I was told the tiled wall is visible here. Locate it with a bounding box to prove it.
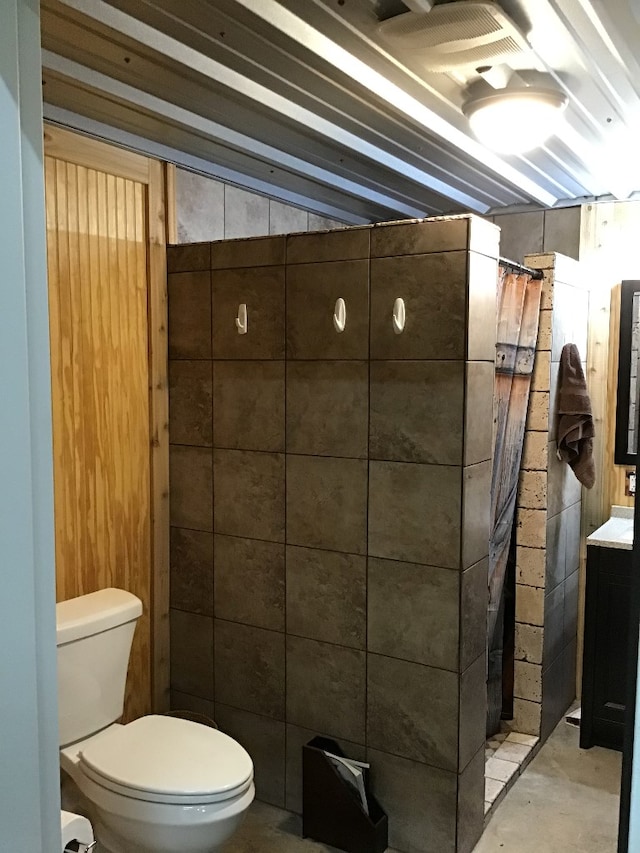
[490,206,581,263]
[166,215,500,853]
[514,253,588,740]
[174,167,346,243]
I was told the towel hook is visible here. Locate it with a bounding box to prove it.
[333,298,346,333]
[236,303,248,335]
[393,297,406,334]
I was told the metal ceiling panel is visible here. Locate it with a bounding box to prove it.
[40,0,640,220]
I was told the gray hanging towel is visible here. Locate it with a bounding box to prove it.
[556,343,595,488]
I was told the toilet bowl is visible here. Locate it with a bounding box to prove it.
[56,590,254,853]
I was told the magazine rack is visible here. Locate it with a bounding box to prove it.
[302,736,388,853]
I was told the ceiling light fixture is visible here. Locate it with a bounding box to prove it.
[463,87,568,154]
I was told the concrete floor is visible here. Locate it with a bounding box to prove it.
[227,716,622,853]
[473,719,622,853]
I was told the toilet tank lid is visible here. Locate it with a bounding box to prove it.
[56,588,142,646]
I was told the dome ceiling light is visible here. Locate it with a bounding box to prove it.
[463,80,568,155]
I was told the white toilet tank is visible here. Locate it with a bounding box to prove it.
[56,588,142,748]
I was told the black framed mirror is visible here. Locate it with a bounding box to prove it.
[615,280,640,465]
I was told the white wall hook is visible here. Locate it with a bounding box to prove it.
[333,297,346,333]
[393,297,406,334]
[235,303,248,335]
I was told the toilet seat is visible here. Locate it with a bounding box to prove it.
[78,715,253,805]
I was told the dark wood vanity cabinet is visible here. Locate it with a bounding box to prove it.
[580,544,632,751]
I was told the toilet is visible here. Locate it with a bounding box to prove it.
[57,588,254,853]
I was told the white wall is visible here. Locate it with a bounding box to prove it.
[0,1,60,850]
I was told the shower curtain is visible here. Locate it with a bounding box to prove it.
[487,266,542,736]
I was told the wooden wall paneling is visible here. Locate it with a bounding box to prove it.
[43,125,149,184]
[165,163,178,245]
[45,144,155,720]
[148,159,170,712]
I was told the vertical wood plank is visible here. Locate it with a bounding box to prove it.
[148,159,170,712]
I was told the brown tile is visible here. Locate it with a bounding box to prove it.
[170,609,214,699]
[286,455,367,554]
[169,445,213,532]
[462,460,491,569]
[214,535,285,631]
[464,361,494,465]
[213,361,285,452]
[286,636,365,743]
[170,527,213,616]
[286,227,369,264]
[370,252,467,360]
[286,546,366,649]
[368,461,461,568]
[461,558,489,672]
[212,266,285,359]
[215,704,285,807]
[565,502,581,575]
[286,361,368,458]
[285,723,366,814]
[467,251,497,362]
[169,360,213,447]
[210,235,285,269]
[167,242,210,273]
[370,217,469,257]
[546,511,566,591]
[367,557,459,671]
[459,654,487,772]
[214,620,285,719]
[564,567,579,649]
[370,360,464,464]
[368,748,457,853]
[168,271,211,359]
[286,260,369,359]
[367,653,458,770]
[543,583,564,667]
[169,690,215,723]
[457,746,485,853]
[213,450,285,543]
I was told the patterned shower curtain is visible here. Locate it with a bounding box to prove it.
[487,266,542,736]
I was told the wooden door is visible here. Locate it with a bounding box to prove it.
[44,127,169,719]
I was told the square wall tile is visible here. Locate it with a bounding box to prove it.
[223,185,269,239]
[210,234,285,269]
[214,620,285,719]
[370,361,464,464]
[213,361,285,452]
[469,215,500,259]
[167,242,210,273]
[168,271,211,359]
[170,690,215,722]
[368,461,461,568]
[462,460,491,569]
[286,455,367,554]
[457,746,485,853]
[285,723,366,814]
[547,442,581,517]
[170,609,214,699]
[215,704,285,807]
[286,636,366,743]
[371,217,469,257]
[286,227,369,264]
[516,508,547,549]
[467,251,498,362]
[514,660,543,703]
[286,361,368,458]
[565,502,582,576]
[175,172,223,244]
[169,445,213,532]
[213,449,285,543]
[517,545,546,587]
[459,654,487,771]
[526,391,550,433]
[543,583,564,667]
[461,558,489,671]
[370,252,467,360]
[367,653,458,771]
[515,622,544,665]
[543,207,581,260]
[546,511,567,590]
[513,697,542,737]
[286,260,369,359]
[465,362,494,465]
[212,266,285,359]
[367,557,459,671]
[368,748,457,853]
[522,431,548,471]
[551,282,589,361]
[286,546,366,649]
[214,534,285,631]
[169,360,213,447]
[170,527,213,616]
[269,200,308,236]
[494,211,544,262]
[518,470,548,510]
[531,350,551,392]
[516,584,544,626]
[564,568,579,649]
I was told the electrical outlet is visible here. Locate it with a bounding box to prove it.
[626,469,636,497]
